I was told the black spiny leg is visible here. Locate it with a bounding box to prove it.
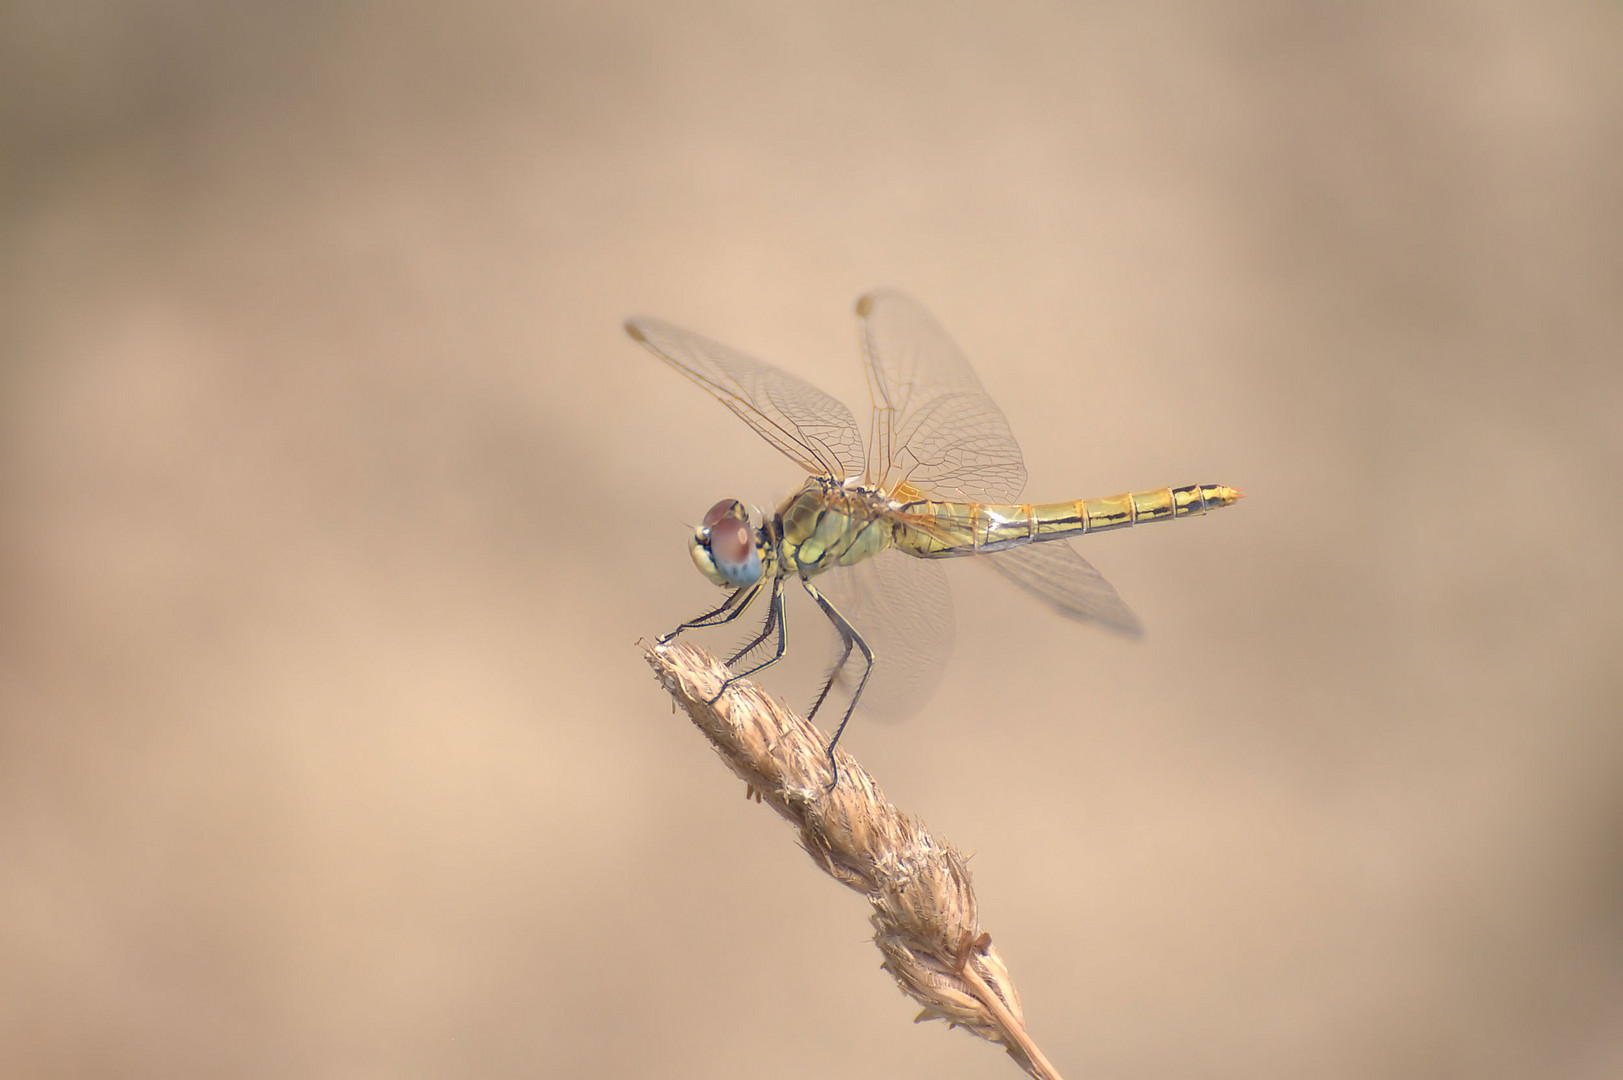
[706,576,788,704]
[807,624,855,723]
[725,580,780,667]
[800,578,875,791]
[658,581,759,645]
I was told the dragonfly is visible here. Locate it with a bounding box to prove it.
[628,290,1241,780]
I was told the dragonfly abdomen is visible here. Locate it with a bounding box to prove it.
[898,484,1242,557]
[1036,483,1242,537]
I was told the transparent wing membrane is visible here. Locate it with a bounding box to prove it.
[981,540,1143,636]
[626,316,866,480]
[812,548,954,721]
[856,290,1028,503]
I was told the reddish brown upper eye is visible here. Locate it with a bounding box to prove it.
[709,518,753,564]
[702,499,741,528]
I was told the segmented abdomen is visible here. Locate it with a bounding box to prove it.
[894,484,1243,557]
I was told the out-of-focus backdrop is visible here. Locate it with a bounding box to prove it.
[4,3,1620,1077]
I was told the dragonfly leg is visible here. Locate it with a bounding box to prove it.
[799,578,874,791]
[725,580,780,667]
[658,582,758,644]
[721,576,788,683]
[704,577,788,705]
[807,629,855,723]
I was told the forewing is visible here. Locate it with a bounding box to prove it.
[812,549,955,722]
[981,540,1144,636]
[627,315,865,480]
[856,290,1028,502]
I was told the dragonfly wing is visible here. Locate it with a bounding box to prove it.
[855,290,1028,503]
[813,549,955,721]
[627,315,866,480]
[981,540,1144,637]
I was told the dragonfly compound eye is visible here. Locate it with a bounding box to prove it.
[690,514,762,588]
[701,498,749,528]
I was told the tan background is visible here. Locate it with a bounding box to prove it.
[4,2,1621,1077]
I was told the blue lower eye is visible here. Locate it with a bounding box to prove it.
[717,545,763,587]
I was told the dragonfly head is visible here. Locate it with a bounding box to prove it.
[690,498,763,589]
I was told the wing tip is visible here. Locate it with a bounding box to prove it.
[1050,602,1144,638]
[623,318,649,343]
[1077,600,1144,638]
[856,288,920,319]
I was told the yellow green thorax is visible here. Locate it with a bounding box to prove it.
[775,478,894,577]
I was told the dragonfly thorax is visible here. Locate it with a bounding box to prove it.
[776,477,895,578]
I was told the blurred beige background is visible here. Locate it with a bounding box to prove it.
[3,2,1620,1077]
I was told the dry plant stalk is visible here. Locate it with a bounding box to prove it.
[647,640,1063,1080]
